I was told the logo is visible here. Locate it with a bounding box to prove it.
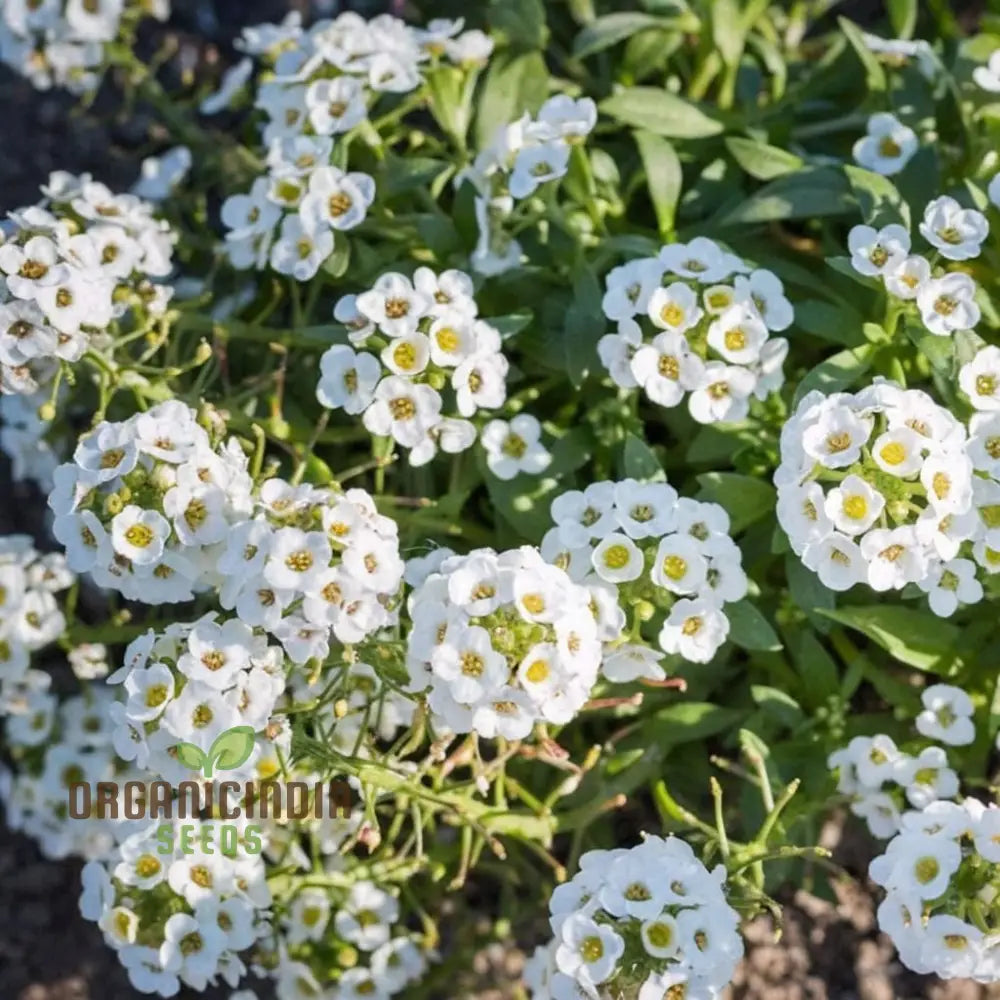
[66,727,354,857]
[174,725,256,778]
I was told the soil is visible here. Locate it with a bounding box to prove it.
[1,1,998,998]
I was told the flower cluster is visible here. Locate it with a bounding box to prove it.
[79,817,271,996]
[0,170,177,396]
[106,616,287,784]
[317,268,511,465]
[0,535,71,704]
[405,546,602,739]
[828,683,973,839]
[0,0,168,93]
[775,381,990,615]
[264,880,430,1000]
[871,797,1000,980]
[848,198,989,337]
[2,684,131,860]
[544,479,748,667]
[597,239,791,422]
[460,95,597,275]
[526,836,743,998]
[213,476,404,664]
[219,11,492,280]
[49,400,255,602]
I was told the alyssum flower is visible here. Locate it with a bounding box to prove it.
[544,478,749,668]
[316,267,513,467]
[597,239,791,423]
[775,380,989,616]
[405,545,602,739]
[526,835,743,999]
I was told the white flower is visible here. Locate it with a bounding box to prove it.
[897,746,959,808]
[658,598,729,663]
[871,427,924,476]
[824,475,885,534]
[305,75,367,134]
[630,331,704,407]
[509,142,571,199]
[646,282,703,333]
[269,214,333,281]
[651,535,708,594]
[555,913,624,986]
[591,533,644,584]
[915,684,975,746]
[362,377,442,447]
[919,196,989,261]
[110,506,170,566]
[334,881,398,951]
[687,362,756,424]
[959,346,1000,410]
[916,272,980,336]
[852,113,918,175]
[316,344,381,414]
[917,558,983,617]
[480,415,551,480]
[706,304,769,364]
[299,166,375,231]
[801,405,872,468]
[356,272,430,338]
[733,268,793,331]
[974,49,1000,91]
[861,526,927,590]
[847,223,910,277]
[884,254,931,299]
[802,532,865,591]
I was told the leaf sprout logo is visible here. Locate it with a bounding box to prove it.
[174,725,256,778]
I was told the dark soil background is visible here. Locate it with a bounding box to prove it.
[0,1,997,998]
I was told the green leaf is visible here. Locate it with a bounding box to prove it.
[820,606,962,673]
[562,265,605,386]
[793,299,867,348]
[174,741,207,773]
[727,600,783,651]
[725,136,803,181]
[573,12,684,58]
[888,0,918,37]
[844,164,908,228]
[621,433,666,482]
[491,313,534,341]
[320,232,351,280]
[489,0,548,50]
[634,130,683,238]
[695,472,775,534]
[790,627,840,707]
[207,726,257,775]
[650,702,746,745]
[838,16,887,92]
[475,51,549,150]
[600,86,724,139]
[711,0,746,67]
[785,555,835,629]
[751,685,804,728]
[716,167,854,226]
[792,344,875,408]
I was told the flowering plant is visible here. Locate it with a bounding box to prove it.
[13,3,1000,998]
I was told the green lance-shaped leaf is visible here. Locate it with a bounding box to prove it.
[174,741,208,774]
[205,726,257,777]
